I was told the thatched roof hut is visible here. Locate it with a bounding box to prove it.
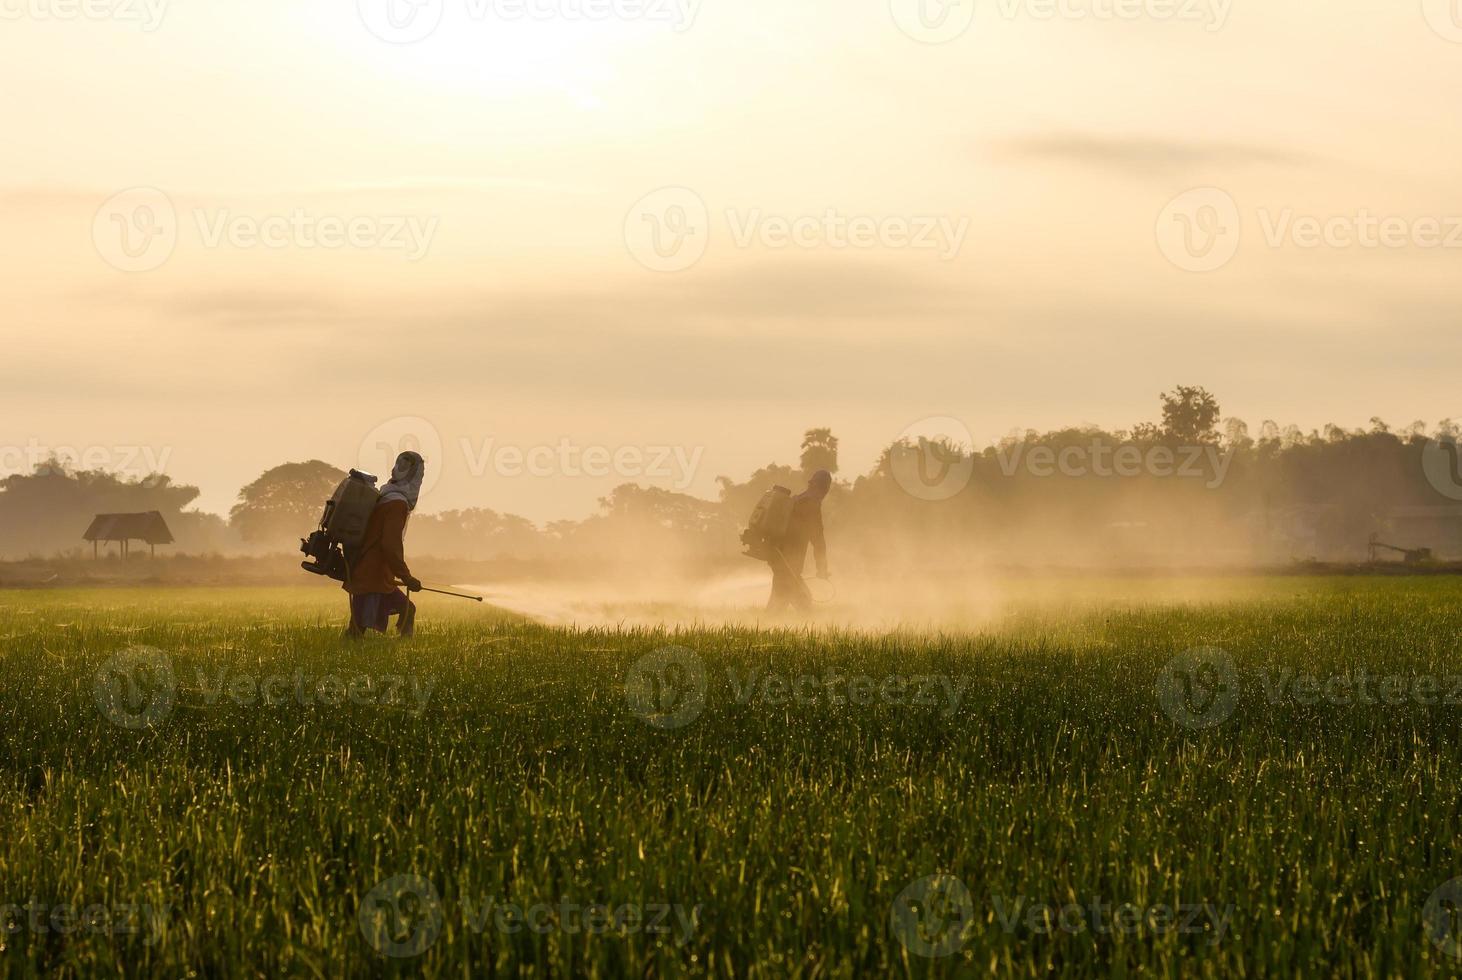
[82,511,174,557]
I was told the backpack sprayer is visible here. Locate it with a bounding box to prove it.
[300,469,483,602]
[740,485,832,605]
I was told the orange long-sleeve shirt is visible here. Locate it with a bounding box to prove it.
[344,498,414,596]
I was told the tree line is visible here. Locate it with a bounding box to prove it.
[5,389,1460,565]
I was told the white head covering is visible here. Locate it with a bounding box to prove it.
[378,451,425,512]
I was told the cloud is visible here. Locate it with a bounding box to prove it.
[997,134,1314,179]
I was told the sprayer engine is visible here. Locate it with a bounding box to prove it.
[300,530,348,582]
[299,468,379,583]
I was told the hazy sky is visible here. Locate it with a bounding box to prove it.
[3,0,1460,520]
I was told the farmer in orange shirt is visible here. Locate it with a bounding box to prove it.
[345,451,425,637]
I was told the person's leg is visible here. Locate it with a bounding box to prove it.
[379,589,414,637]
[766,567,786,612]
[345,595,366,638]
[767,555,797,612]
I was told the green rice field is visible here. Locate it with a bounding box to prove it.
[2,577,1461,976]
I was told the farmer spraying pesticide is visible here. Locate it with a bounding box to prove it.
[742,469,832,613]
[342,451,425,637]
[299,450,481,636]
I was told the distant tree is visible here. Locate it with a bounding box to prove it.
[0,459,205,558]
[230,460,345,545]
[411,507,542,559]
[1223,418,1253,450]
[1160,386,1221,444]
[1130,422,1164,443]
[800,428,839,475]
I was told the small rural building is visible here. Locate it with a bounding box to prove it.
[83,511,174,558]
